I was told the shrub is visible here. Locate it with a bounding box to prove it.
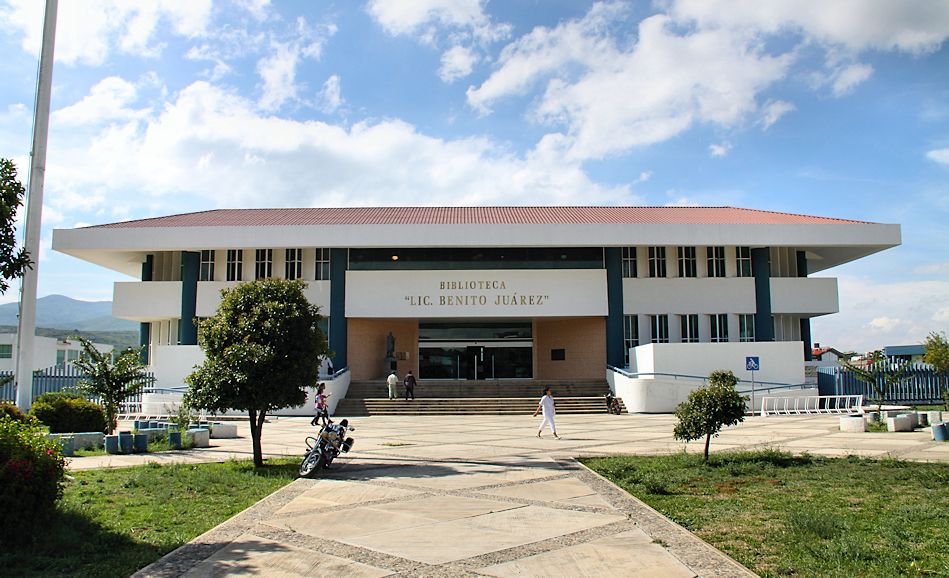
[0,415,66,547]
[30,392,107,434]
[0,402,27,423]
[673,370,748,462]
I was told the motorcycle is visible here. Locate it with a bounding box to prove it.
[299,418,355,478]
[605,393,623,415]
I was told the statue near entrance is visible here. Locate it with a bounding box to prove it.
[385,332,395,358]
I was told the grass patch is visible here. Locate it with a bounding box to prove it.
[0,458,299,577]
[583,450,949,577]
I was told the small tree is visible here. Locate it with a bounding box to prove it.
[673,370,748,462]
[71,338,152,434]
[185,279,329,467]
[842,351,910,413]
[0,158,32,294]
[923,331,949,409]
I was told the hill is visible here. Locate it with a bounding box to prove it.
[0,294,137,332]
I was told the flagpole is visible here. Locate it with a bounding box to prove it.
[15,0,58,411]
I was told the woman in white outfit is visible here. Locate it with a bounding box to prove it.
[533,386,559,438]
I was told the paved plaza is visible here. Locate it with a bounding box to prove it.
[67,413,948,577]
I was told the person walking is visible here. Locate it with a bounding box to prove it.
[533,386,559,438]
[311,383,331,426]
[386,371,398,400]
[404,370,417,401]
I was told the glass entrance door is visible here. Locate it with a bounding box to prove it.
[419,342,532,380]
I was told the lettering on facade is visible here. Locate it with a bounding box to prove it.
[403,279,549,310]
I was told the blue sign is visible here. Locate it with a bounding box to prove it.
[746,356,760,371]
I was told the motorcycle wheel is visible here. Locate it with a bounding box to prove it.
[299,450,323,478]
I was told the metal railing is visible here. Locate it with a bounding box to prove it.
[0,365,153,412]
[760,394,864,417]
[607,366,812,395]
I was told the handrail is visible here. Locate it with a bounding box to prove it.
[607,365,811,392]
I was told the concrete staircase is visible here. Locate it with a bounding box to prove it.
[335,379,626,416]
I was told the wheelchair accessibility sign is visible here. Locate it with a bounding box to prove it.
[746,356,760,371]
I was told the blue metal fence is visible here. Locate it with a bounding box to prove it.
[817,362,946,404]
[0,364,153,412]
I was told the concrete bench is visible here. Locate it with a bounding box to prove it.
[839,416,867,432]
[209,423,238,438]
[188,428,210,448]
[47,432,104,451]
[886,414,914,432]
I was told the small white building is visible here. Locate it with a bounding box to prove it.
[0,333,114,372]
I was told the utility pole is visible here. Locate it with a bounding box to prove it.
[15,0,58,411]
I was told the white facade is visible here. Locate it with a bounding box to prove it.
[0,333,113,372]
[51,206,900,391]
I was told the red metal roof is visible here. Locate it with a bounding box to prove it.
[88,206,875,229]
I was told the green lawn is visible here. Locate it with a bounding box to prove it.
[583,450,949,578]
[2,459,299,578]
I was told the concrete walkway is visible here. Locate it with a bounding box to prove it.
[70,413,948,577]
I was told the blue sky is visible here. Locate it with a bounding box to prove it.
[0,0,947,353]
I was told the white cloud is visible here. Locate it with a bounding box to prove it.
[669,0,949,54]
[439,45,478,82]
[367,0,509,83]
[927,148,949,165]
[811,275,949,353]
[366,0,508,44]
[41,80,634,218]
[469,6,791,161]
[0,0,213,65]
[53,76,148,125]
[708,141,732,157]
[914,261,949,275]
[257,42,301,111]
[830,62,874,96]
[760,99,795,129]
[316,75,343,114]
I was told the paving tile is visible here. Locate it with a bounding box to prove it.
[479,477,599,503]
[182,534,393,578]
[348,505,624,564]
[477,529,693,578]
[274,480,421,514]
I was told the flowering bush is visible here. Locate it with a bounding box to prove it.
[0,415,66,547]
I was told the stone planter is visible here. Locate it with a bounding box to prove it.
[933,422,949,442]
[902,412,919,428]
[118,431,133,454]
[133,433,149,453]
[104,434,120,454]
[926,411,943,426]
[839,416,866,432]
[168,431,182,450]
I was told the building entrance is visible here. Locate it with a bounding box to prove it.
[417,321,533,380]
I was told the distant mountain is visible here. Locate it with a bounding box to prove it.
[0,294,137,332]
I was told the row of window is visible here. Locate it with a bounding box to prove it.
[623,313,756,363]
[200,249,331,282]
[0,344,84,363]
[622,246,753,279]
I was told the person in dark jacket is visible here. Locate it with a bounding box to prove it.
[403,370,417,400]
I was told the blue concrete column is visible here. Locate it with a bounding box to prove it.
[179,251,199,345]
[797,250,812,360]
[604,247,625,367]
[751,247,774,342]
[329,248,347,369]
[139,254,153,364]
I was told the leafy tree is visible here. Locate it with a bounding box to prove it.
[71,337,152,434]
[185,279,329,467]
[842,351,911,413]
[673,370,748,462]
[0,158,32,294]
[923,331,949,409]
